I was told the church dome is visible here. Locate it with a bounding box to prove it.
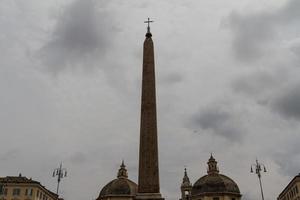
[97,161,137,200]
[191,155,241,197]
[192,174,240,195]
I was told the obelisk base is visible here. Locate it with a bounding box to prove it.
[135,193,164,200]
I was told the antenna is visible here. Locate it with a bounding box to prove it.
[52,162,68,197]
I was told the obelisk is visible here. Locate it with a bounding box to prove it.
[135,18,163,200]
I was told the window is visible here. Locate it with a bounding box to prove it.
[25,188,33,196]
[232,198,236,200]
[37,190,39,197]
[296,185,299,194]
[213,198,220,200]
[0,186,6,196]
[12,188,20,196]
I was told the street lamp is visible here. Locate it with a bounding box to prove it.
[52,162,67,196]
[250,159,267,200]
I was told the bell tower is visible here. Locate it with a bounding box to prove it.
[180,168,192,200]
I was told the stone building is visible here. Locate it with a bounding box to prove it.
[96,161,137,200]
[180,155,242,200]
[278,174,300,200]
[0,174,58,200]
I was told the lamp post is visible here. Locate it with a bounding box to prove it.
[251,159,267,200]
[53,162,67,196]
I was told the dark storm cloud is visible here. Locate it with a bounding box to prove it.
[189,103,243,141]
[228,0,300,62]
[271,83,300,120]
[40,0,115,73]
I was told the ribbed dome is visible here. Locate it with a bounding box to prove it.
[99,178,137,197]
[97,161,137,200]
[191,174,240,196]
[191,155,241,197]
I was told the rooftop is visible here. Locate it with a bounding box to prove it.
[0,174,58,198]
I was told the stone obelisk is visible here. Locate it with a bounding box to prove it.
[136,19,163,200]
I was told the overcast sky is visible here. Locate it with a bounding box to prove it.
[1,0,300,200]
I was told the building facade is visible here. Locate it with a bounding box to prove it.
[278,174,300,200]
[180,155,242,200]
[0,174,58,200]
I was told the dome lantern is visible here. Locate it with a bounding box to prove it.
[117,160,128,179]
[207,154,219,175]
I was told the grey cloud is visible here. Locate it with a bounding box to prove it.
[231,69,300,121]
[189,103,244,142]
[275,154,300,177]
[0,149,20,161]
[232,71,277,96]
[69,152,87,165]
[228,11,274,62]
[230,68,300,122]
[159,72,183,85]
[277,0,300,22]
[270,136,300,176]
[271,83,300,120]
[231,69,289,103]
[289,39,300,59]
[40,0,115,73]
[227,0,300,62]
[290,45,300,57]
[242,192,256,200]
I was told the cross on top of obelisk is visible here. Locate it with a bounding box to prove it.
[144,17,154,37]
